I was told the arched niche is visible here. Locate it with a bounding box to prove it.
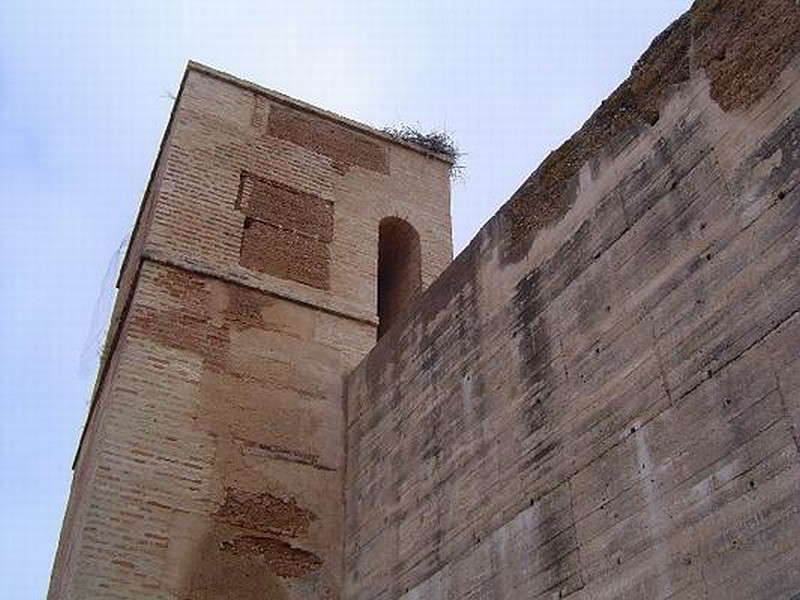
[377,217,422,339]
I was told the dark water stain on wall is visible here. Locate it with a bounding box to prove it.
[513,270,557,439]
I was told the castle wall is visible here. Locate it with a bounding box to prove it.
[344,2,800,599]
[49,65,452,599]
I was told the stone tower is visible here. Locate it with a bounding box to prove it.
[48,62,453,599]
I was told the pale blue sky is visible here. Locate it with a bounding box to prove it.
[0,1,688,596]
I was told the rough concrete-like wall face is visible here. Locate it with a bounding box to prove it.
[345,2,800,599]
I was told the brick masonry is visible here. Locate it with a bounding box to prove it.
[48,63,452,600]
[50,1,800,599]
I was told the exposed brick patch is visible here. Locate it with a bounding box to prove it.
[237,171,333,241]
[181,528,300,599]
[240,219,330,289]
[128,264,271,370]
[226,284,270,329]
[267,104,388,174]
[130,306,229,370]
[214,489,316,538]
[236,170,333,289]
[220,535,322,578]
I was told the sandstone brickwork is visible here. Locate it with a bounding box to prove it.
[48,64,452,600]
[344,1,800,599]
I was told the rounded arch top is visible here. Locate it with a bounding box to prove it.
[377,217,422,338]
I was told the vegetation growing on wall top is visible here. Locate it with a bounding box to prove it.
[382,124,464,178]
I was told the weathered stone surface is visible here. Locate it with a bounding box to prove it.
[345,2,800,599]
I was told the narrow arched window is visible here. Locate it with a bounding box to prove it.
[377,217,422,339]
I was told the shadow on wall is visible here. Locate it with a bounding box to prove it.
[378,217,421,339]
